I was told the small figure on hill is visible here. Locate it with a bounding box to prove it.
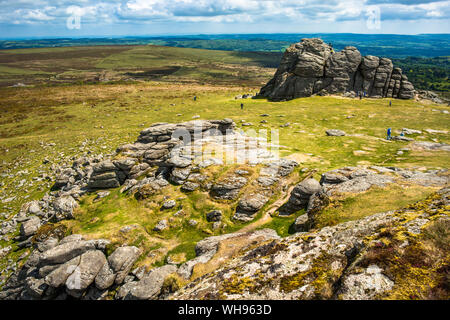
[389,100,392,107]
[359,92,362,100]
[400,130,404,137]
[241,103,244,110]
[329,42,334,54]
[387,128,392,140]
[194,96,197,101]
[364,91,367,97]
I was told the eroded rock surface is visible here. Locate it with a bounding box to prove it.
[172,188,449,300]
[259,38,415,101]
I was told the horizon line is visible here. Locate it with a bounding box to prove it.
[1,32,449,41]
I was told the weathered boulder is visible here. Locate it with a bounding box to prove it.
[95,246,141,290]
[180,182,200,192]
[234,193,270,221]
[39,239,106,265]
[122,265,178,300]
[52,196,78,221]
[206,210,222,222]
[412,141,450,152]
[161,200,176,210]
[259,38,415,101]
[286,178,322,212]
[65,250,107,297]
[210,175,248,200]
[44,256,82,288]
[326,174,394,194]
[20,216,41,239]
[326,129,346,136]
[337,265,394,300]
[170,167,192,184]
[177,229,280,280]
[153,219,168,232]
[87,159,138,190]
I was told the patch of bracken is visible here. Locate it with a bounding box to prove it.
[31,223,67,243]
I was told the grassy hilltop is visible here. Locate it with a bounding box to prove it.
[0,45,449,289]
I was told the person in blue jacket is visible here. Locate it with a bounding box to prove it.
[387,128,392,140]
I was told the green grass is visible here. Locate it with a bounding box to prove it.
[258,210,305,237]
[316,184,438,228]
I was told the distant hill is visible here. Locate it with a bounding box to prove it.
[1,33,450,58]
[0,37,447,96]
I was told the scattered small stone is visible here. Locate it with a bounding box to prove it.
[94,191,110,202]
[188,219,198,227]
[326,129,346,136]
[153,220,168,232]
[206,210,222,222]
[161,200,176,210]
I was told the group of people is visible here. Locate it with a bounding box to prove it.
[357,91,367,99]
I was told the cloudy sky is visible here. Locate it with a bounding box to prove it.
[0,0,449,38]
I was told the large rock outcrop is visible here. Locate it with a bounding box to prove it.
[259,38,415,101]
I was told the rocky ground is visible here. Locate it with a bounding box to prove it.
[0,118,448,300]
[173,187,449,300]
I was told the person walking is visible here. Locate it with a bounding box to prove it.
[193,96,197,102]
[387,128,392,140]
[241,103,244,110]
[389,100,392,107]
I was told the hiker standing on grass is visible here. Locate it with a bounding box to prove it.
[389,100,392,107]
[387,128,392,140]
[194,96,197,101]
[241,103,244,110]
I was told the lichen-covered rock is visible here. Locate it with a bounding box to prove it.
[234,193,270,221]
[121,265,178,300]
[210,175,248,200]
[172,188,449,300]
[107,246,142,285]
[337,265,394,300]
[39,239,105,265]
[284,178,322,213]
[65,250,107,297]
[52,196,78,221]
[177,229,280,280]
